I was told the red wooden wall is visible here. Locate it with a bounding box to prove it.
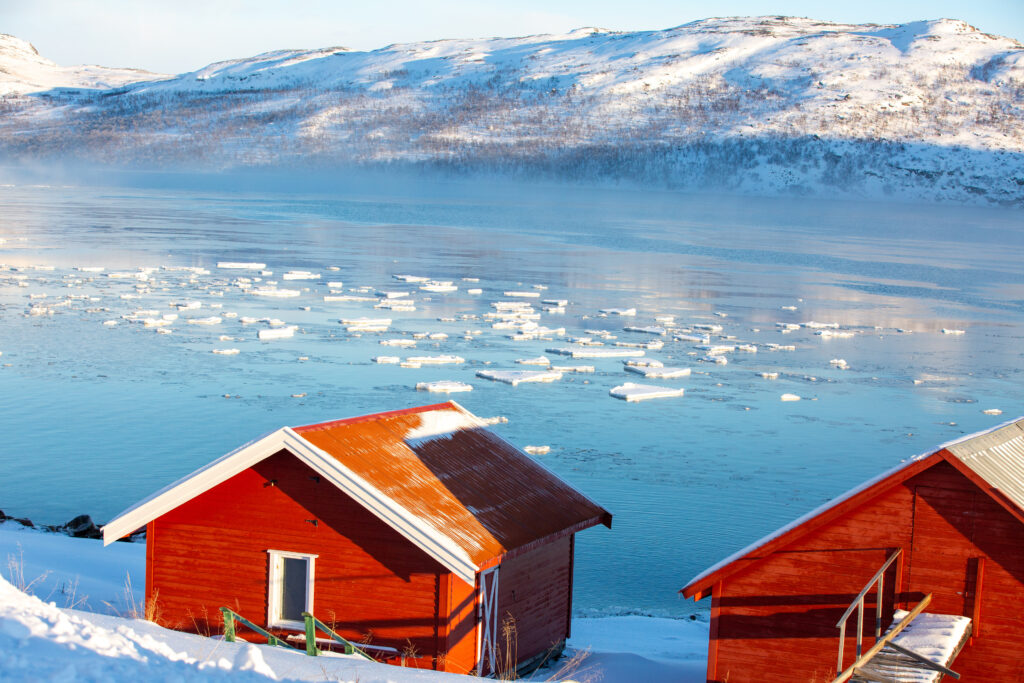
[496,535,574,670]
[706,460,1024,682]
[147,449,450,669]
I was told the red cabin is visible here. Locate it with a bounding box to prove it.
[681,417,1024,682]
[103,402,611,675]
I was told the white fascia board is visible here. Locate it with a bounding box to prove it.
[278,428,479,585]
[102,425,479,585]
[102,428,289,545]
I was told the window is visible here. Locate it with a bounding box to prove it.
[267,550,317,629]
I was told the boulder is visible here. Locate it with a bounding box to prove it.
[64,514,101,539]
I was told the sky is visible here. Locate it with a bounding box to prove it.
[2,0,1022,75]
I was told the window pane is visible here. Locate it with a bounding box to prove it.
[280,557,307,622]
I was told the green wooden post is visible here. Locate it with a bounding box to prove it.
[220,608,236,643]
[303,613,319,656]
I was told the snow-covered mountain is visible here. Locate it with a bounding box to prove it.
[1,17,1022,204]
[0,34,165,95]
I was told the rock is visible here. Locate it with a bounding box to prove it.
[12,517,34,528]
[64,514,101,539]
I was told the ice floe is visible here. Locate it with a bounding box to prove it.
[941,328,966,335]
[217,261,266,269]
[405,355,464,365]
[623,326,666,336]
[212,348,240,355]
[258,326,297,340]
[780,393,802,401]
[550,365,595,373]
[416,380,473,393]
[380,338,416,347]
[547,347,645,359]
[609,383,685,402]
[524,445,550,455]
[251,287,301,298]
[600,307,636,316]
[282,271,320,280]
[516,356,551,366]
[476,369,563,386]
[373,355,400,364]
[625,365,691,379]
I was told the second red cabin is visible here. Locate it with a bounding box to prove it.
[681,417,1024,682]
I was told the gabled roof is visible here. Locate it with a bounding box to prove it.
[103,401,611,585]
[681,416,1024,599]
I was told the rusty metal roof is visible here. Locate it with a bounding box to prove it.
[293,402,612,572]
[103,401,610,584]
[944,417,1024,514]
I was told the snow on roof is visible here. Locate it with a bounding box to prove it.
[683,416,1024,594]
[103,402,610,585]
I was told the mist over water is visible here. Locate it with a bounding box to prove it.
[1,173,1022,616]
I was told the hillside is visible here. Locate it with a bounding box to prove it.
[0,33,164,95]
[1,17,1022,204]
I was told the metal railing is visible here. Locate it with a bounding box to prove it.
[220,607,299,650]
[835,548,902,673]
[219,607,380,662]
[299,612,375,660]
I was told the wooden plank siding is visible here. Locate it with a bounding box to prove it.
[706,460,1024,682]
[147,450,453,669]
[495,535,573,670]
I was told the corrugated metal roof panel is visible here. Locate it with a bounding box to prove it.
[293,401,610,570]
[945,418,1024,513]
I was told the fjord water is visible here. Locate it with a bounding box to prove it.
[1,178,1022,617]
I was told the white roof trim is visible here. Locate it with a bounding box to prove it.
[102,427,287,546]
[103,426,479,585]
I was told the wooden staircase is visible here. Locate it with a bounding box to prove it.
[831,550,973,683]
[850,609,972,682]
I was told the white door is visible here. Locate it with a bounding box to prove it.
[476,566,500,676]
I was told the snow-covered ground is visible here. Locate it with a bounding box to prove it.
[0,524,709,682]
[1,16,1021,204]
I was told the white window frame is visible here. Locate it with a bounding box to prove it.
[267,549,318,630]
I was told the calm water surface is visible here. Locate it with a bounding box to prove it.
[1,179,1022,617]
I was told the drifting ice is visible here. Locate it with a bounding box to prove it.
[405,355,464,365]
[476,370,563,386]
[609,383,685,402]
[258,326,297,340]
[780,393,802,401]
[625,365,691,379]
[416,380,473,393]
[547,347,645,359]
[218,262,266,269]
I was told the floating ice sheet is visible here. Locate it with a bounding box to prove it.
[476,369,563,386]
[625,365,691,379]
[416,380,473,393]
[218,262,266,269]
[547,347,645,359]
[258,326,297,340]
[609,383,685,402]
[405,355,464,365]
